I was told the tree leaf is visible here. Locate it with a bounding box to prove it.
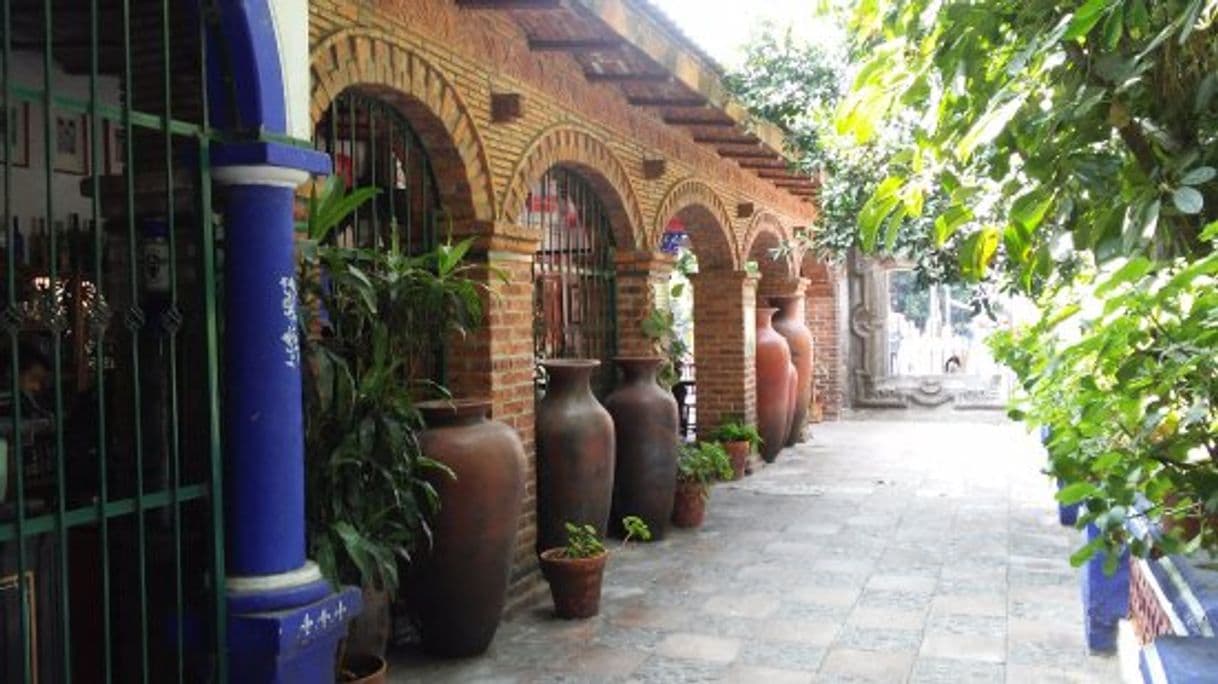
[956,95,1026,161]
[1180,166,1216,186]
[1172,186,1204,214]
[1064,0,1111,40]
[1057,482,1099,505]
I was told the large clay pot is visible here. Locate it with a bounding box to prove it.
[536,359,615,554]
[770,294,814,445]
[784,361,798,446]
[412,399,526,657]
[604,356,679,539]
[755,307,793,462]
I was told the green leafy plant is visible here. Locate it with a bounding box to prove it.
[641,303,689,389]
[556,516,653,559]
[991,223,1218,567]
[296,177,490,595]
[677,442,735,493]
[710,417,763,451]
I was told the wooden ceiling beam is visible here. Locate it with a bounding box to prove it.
[719,149,779,159]
[626,96,707,108]
[692,134,758,145]
[458,0,563,8]
[737,159,788,169]
[585,72,672,83]
[662,116,735,127]
[528,38,623,52]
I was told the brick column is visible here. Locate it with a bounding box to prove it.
[614,250,676,357]
[444,221,546,612]
[689,270,759,441]
[806,265,844,420]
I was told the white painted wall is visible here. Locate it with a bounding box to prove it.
[269,0,312,141]
[0,50,121,245]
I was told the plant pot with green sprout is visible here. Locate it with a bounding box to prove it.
[672,442,734,528]
[539,516,651,619]
[710,417,762,480]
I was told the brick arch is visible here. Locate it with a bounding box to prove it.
[309,29,496,223]
[742,211,796,279]
[501,125,645,250]
[652,177,739,270]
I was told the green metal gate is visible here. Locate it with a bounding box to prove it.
[526,167,617,393]
[1,1,227,681]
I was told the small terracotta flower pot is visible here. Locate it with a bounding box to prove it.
[723,441,749,481]
[671,481,707,528]
[341,653,388,683]
[539,549,607,619]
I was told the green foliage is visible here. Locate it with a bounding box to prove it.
[641,304,688,389]
[297,180,490,595]
[557,516,652,559]
[710,416,763,450]
[726,19,954,274]
[677,442,735,491]
[560,523,606,559]
[841,0,1218,288]
[990,232,1218,565]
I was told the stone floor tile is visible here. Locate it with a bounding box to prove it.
[910,657,1005,683]
[866,573,938,593]
[791,584,862,607]
[555,645,648,678]
[701,593,780,619]
[845,606,926,630]
[609,603,696,631]
[654,633,741,664]
[837,625,925,652]
[738,640,828,670]
[759,618,840,645]
[856,588,934,613]
[627,656,727,683]
[920,631,1006,662]
[931,593,1008,618]
[819,648,916,681]
[724,664,815,684]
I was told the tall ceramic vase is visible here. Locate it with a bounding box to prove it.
[412,399,526,657]
[770,294,813,445]
[604,357,679,540]
[536,359,615,554]
[783,361,798,448]
[755,307,793,463]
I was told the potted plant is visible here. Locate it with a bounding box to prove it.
[710,417,762,480]
[672,442,734,528]
[296,178,487,678]
[539,516,651,619]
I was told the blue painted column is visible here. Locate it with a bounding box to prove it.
[213,142,359,683]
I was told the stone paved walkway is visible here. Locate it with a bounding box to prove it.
[390,419,1124,683]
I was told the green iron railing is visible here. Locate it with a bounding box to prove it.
[1,1,227,681]
[313,89,448,383]
[527,167,618,394]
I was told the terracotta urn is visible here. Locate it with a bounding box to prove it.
[770,294,814,445]
[671,482,707,528]
[604,356,679,539]
[536,359,615,554]
[412,399,526,657]
[784,361,798,448]
[755,307,793,462]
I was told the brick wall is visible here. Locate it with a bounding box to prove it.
[308,0,819,609]
[803,258,844,420]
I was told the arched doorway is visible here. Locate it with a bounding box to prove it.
[311,89,450,380]
[524,167,618,393]
[312,90,445,255]
[656,198,739,440]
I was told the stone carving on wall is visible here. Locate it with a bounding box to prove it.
[847,249,1005,411]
